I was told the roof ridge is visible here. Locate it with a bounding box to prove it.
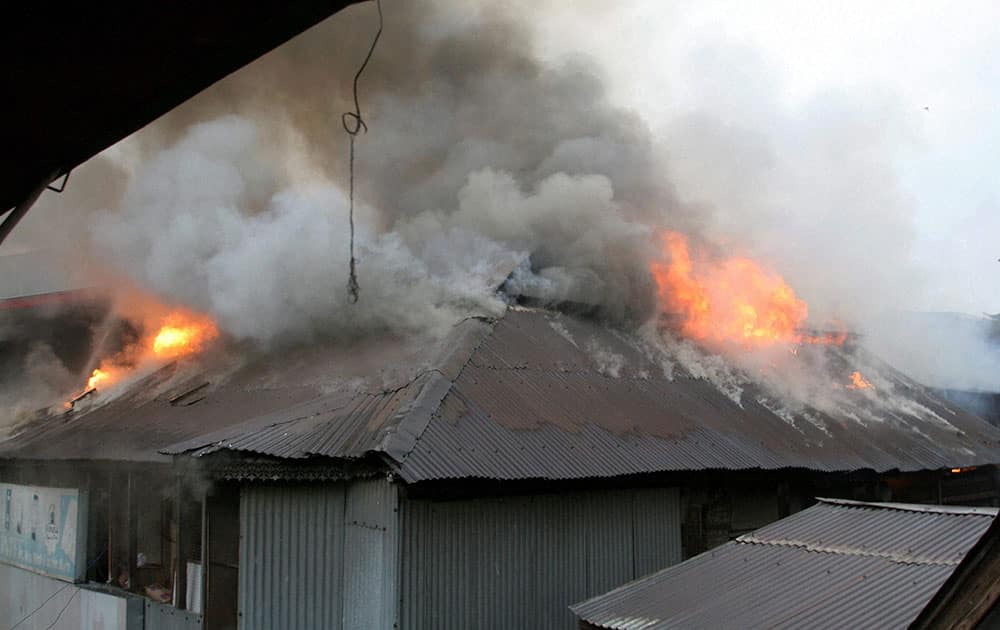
[376,315,500,464]
[817,497,999,517]
[735,534,962,566]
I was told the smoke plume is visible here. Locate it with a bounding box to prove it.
[2,0,996,418]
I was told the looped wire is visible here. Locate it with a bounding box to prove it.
[341,111,368,136]
[342,0,383,304]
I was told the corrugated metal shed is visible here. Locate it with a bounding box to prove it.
[399,487,681,629]
[239,479,399,630]
[4,308,1000,480]
[240,484,346,630]
[570,498,998,630]
[911,506,1000,628]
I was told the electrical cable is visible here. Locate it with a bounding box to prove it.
[8,549,106,630]
[341,0,383,304]
[8,583,72,630]
[42,589,78,630]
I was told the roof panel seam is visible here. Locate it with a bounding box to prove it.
[735,535,967,566]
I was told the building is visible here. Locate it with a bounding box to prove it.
[570,498,999,630]
[911,503,1000,629]
[2,307,1000,629]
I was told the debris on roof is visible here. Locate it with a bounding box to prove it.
[3,308,1000,480]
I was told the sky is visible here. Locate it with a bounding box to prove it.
[533,0,1000,315]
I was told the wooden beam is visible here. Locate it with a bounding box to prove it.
[126,471,138,593]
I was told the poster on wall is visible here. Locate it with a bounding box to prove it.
[0,483,87,582]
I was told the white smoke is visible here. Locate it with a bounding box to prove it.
[92,116,522,345]
[3,0,996,412]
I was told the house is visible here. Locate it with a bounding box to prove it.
[570,498,998,630]
[2,307,1000,629]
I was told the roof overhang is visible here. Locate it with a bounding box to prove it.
[0,2,362,230]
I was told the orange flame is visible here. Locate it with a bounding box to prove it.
[152,316,218,358]
[652,232,844,346]
[847,371,873,390]
[66,308,218,408]
[86,367,112,390]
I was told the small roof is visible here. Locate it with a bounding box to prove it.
[3,308,1000,480]
[911,502,1000,628]
[570,498,998,630]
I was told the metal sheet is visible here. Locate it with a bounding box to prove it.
[239,484,346,630]
[6,309,1000,482]
[571,499,998,630]
[399,487,681,630]
[393,310,1000,481]
[342,479,399,630]
[239,480,399,630]
[144,600,202,630]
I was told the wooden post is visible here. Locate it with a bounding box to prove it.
[127,471,138,593]
[175,476,188,610]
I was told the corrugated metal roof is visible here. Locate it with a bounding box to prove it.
[570,499,999,630]
[3,308,1000,479]
[391,309,1000,481]
[0,325,465,462]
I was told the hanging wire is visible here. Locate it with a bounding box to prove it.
[42,589,79,630]
[8,549,106,630]
[341,0,383,303]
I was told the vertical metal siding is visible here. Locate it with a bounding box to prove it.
[633,488,683,577]
[342,479,399,629]
[400,487,682,630]
[239,485,346,630]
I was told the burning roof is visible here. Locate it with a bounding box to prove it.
[2,307,999,481]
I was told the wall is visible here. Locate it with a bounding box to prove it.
[398,487,681,630]
[238,478,398,630]
[0,563,141,629]
[144,600,202,630]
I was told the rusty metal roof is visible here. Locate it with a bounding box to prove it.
[570,498,998,630]
[390,309,1000,481]
[0,324,461,462]
[3,308,1000,479]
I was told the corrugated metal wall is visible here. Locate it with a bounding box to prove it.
[144,600,202,630]
[239,480,398,630]
[343,480,398,629]
[399,487,681,629]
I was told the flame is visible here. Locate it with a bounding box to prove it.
[86,368,112,390]
[652,232,844,346]
[847,371,873,390]
[65,308,218,409]
[152,316,218,358]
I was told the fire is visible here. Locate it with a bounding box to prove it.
[652,232,844,347]
[86,367,112,390]
[65,308,218,409]
[152,317,217,358]
[847,371,873,390]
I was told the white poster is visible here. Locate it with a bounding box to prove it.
[0,483,87,582]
